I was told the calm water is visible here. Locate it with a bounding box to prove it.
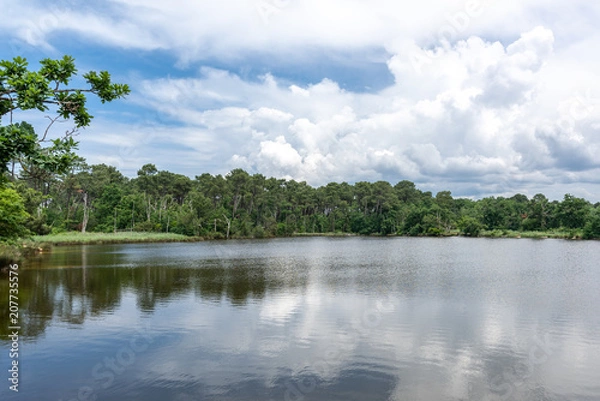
[1,237,600,401]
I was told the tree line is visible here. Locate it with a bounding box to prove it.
[2,161,600,240]
[1,55,600,241]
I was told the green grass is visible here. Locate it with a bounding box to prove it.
[292,232,358,237]
[29,229,588,246]
[2,228,586,268]
[2,232,195,266]
[1,239,50,267]
[32,231,200,246]
[479,229,582,239]
[0,243,22,267]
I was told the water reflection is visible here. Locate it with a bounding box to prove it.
[1,238,599,401]
[0,257,295,338]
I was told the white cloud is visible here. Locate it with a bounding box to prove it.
[74,24,600,200]
[2,0,586,61]
[257,136,303,176]
[3,0,600,199]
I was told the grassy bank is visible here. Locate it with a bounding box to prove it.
[295,230,583,239]
[32,231,200,246]
[2,228,587,268]
[0,240,50,267]
[0,243,23,267]
[292,232,359,237]
[1,232,196,267]
[479,229,582,239]
[18,229,588,248]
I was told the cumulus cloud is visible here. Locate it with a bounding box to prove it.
[111,24,599,200]
[3,0,600,200]
[3,0,594,61]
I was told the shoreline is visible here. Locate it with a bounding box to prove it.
[30,230,585,246]
[0,229,589,268]
[32,231,202,246]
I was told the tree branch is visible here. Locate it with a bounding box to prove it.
[1,88,95,96]
[62,127,79,140]
[41,115,61,142]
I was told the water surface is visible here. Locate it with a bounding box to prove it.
[1,237,599,400]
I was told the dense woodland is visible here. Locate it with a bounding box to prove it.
[1,56,600,242]
[2,161,600,240]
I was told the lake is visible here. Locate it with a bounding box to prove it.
[1,237,600,401]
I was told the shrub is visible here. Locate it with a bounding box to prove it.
[133,221,160,232]
[458,216,483,237]
[0,186,30,239]
[583,212,600,239]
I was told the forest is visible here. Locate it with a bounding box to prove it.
[1,55,600,243]
[2,161,600,241]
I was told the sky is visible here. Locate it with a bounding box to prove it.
[1,0,600,201]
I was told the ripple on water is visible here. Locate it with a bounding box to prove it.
[7,237,600,401]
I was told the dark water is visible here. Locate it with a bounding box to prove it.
[1,237,600,401]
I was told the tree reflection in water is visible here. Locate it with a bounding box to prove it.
[0,245,309,340]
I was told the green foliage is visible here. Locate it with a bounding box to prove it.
[33,231,189,245]
[1,53,129,237]
[1,55,129,125]
[30,136,80,175]
[523,193,550,230]
[1,55,129,176]
[0,185,30,238]
[403,206,427,235]
[0,122,36,175]
[557,194,590,229]
[458,216,483,237]
[12,183,51,235]
[2,158,600,241]
[583,209,600,239]
[134,221,161,232]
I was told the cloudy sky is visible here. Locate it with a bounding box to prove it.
[1,0,599,201]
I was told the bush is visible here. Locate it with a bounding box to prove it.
[0,243,21,267]
[583,212,600,239]
[408,224,424,236]
[458,216,483,237]
[0,186,30,239]
[427,227,443,236]
[133,221,161,232]
[207,232,226,240]
[26,215,51,235]
[50,226,67,235]
[252,226,266,239]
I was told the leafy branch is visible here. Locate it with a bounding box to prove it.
[0,55,130,177]
[0,55,130,127]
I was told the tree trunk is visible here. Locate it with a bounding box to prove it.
[145,194,152,222]
[65,188,72,223]
[81,192,89,233]
[233,193,240,217]
[223,214,231,239]
[131,201,135,231]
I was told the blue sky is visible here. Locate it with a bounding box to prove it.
[1,0,600,201]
